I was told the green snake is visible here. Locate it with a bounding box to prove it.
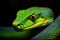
[13,7,54,30]
[0,7,60,40]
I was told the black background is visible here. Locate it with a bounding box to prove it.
[0,0,60,27]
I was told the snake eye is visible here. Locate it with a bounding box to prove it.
[30,15,36,21]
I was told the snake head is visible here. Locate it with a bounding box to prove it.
[12,7,54,31]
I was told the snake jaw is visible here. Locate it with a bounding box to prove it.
[23,18,54,30]
[13,17,54,31]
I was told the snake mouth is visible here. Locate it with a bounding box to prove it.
[23,20,45,30]
[13,26,23,31]
[13,18,53,31]
[13,23,23,31]
[23,18,53,30]
[13,21,43,31]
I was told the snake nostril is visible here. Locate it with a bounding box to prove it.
[18,23,22,26]
[18,24,20,26]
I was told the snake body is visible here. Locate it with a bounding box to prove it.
[31,15,60,40]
